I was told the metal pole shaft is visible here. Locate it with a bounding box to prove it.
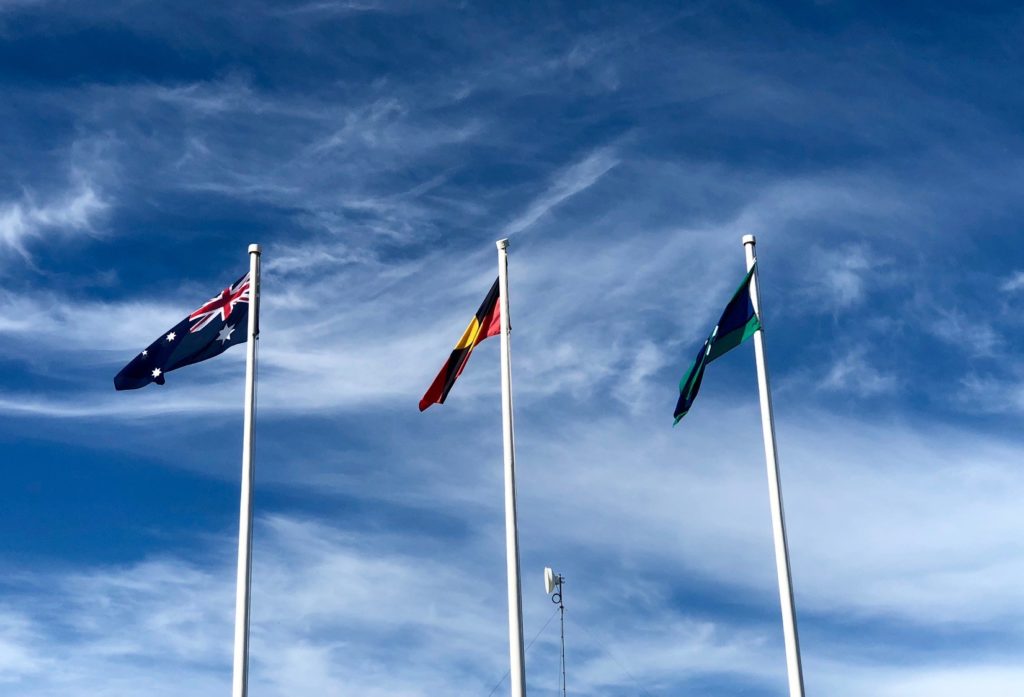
[742,235,805,697]
[231,244,261,697]
[558,580,566,697]
[496,238,527,697]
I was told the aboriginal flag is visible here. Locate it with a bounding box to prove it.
[419,278,501,411]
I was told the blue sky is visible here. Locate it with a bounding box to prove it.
[1,1,1023,695]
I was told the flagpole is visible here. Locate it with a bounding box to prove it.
[496,238,527,697]
[742,235,805,697]
[231,243,261,697]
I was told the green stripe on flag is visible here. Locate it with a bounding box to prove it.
[706,314,760,363]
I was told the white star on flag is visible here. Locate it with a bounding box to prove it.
[166,332,176,342]
[151,368,162,378]
[217,324,236,345]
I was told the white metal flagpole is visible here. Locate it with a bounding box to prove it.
[496,238,528,697]
[742,235,805,697]
[231,243,261,697]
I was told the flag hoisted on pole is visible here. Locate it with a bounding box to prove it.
[232,243,261,697]
[113,272,253,390]
[671,237,804,696]
[496,238,527,697]
[417,240,527,697]
[742,235,805,697]
[113,244,263,697]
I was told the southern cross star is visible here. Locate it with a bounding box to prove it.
[151,368,162,378]
[216,324,235,345]
[166,332,176,342]
[142,350,148,357]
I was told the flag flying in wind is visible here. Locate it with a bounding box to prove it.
[674,265,760,424]
[114,272,251,390]
[419,278,501,411]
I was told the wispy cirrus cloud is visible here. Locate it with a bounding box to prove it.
[796,244,885,312]
[0,179,106,261]
[505,146,620,236]
[6,401,1017,695]
[273,0,396,17]
[0,611,47,683]
[819,346,899,397]
[928,308,1000,358]
[0,513,777,696]
[1001,271,1024,293]
[959,372,1024,415]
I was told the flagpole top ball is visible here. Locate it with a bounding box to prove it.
[742,234,756,246]
[496,238,509,250]
[248,243,261,255]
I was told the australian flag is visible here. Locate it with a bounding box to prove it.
[114,272,252,390]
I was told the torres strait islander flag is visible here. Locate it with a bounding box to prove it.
[419,278,501,411]
[114,272,252,390]
[673,265,761,424]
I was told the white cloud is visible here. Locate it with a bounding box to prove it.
[274,0,396,16]
[1001,270,1024,293]
[929,308,1000,357]
[0,180,106,260]
[959,372,1024,415]
[0,611,48,683]
[800,244,880,311]
[5,413,1024,697]
[0,514,778,696]
[815,661,1024,697]
[505,147,620,235]
[820,347,899,396]
[499,404,1024,633]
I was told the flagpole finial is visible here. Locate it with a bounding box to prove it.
[742,234,756,246]
[248,244,261,255]
[497,238,509,250]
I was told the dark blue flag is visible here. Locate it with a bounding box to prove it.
[114,273,252,390]
[673,265,761,424]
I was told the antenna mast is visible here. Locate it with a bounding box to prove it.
[545,568,567,697]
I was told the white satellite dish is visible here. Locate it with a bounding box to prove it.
[544,567,557,595]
